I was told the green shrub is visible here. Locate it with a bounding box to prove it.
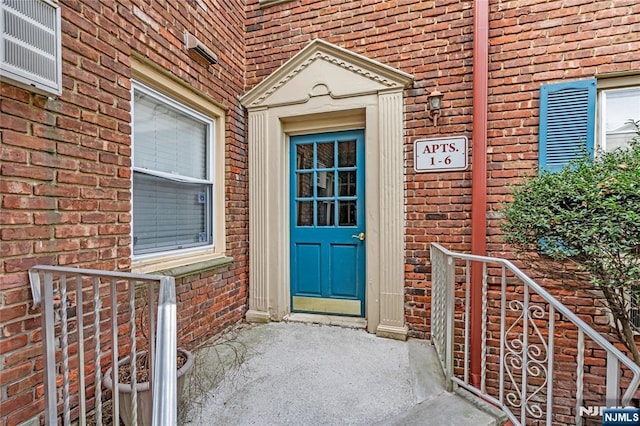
[502,121,640,364]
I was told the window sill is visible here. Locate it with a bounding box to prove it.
[132,252,233,278]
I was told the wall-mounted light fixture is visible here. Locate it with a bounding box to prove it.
[426,89,443,126]
[184,32,218,66]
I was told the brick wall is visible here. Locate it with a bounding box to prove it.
[246,0,477,340]
[245,1,639,422]
[245,0,640,338]
[0,1,248,424]
[2,0,639,423]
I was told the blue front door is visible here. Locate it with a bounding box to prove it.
[290,130,366,317]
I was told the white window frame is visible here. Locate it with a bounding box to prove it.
[131,81,215,259]
[129,56,227,274]
[597,75,640,153]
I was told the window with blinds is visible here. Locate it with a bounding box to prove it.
[132,82,214,255]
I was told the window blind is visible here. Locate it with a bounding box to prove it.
[133,91,207,179]
[131,83,213,255]
[133,173,210,254]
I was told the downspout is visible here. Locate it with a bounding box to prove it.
[470,0,489,388]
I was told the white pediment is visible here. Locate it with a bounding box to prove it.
[241,39,413,108]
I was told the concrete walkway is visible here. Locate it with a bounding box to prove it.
[181,322,505,426]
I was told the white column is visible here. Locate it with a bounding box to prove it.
[246,109,271,323]
[376,90,407,340]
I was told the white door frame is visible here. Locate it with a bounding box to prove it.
[240,40,412,340]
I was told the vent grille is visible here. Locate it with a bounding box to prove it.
[1,0,61,96]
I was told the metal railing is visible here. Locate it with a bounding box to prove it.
[29,265,177,426]
[430,243,640,426]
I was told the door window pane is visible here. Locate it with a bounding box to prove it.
[297,201,313,226]
[339,171,356,196]
[338,200,357,226]
[297,172,313,198]
[296,144,313,169]
[317,201,335,226]
[317,171,334,197]
[317,142,334,168]
[338,140,356,167]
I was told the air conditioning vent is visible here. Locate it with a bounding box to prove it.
[1,0,62,96]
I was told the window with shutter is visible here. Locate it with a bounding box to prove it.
[0,0,62,96]
[538,79,596,174]
[539,77,640,331]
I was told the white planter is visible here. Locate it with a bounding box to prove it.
[103,348,194,426]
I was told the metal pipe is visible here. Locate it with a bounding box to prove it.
[470,0,489,388]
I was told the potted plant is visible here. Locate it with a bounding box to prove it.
[103,347,194,426]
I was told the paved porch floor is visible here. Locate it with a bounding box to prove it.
[181,321,503,426]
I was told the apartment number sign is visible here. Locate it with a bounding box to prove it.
[414,136,468,172]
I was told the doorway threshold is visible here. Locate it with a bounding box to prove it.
[284,313,367,330]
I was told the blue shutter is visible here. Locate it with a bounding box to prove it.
[539,79,596,174]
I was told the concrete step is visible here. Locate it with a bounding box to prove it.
[374,390,505,426]
[376,339,507,426]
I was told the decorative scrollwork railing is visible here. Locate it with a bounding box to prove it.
[430,243,640,426]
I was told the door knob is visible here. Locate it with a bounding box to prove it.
[351,232,366,241]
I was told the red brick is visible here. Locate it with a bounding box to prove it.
[54,225,97,238]
[0,391,33,418]
[2,195,56,210]
[57,199,99,211]
[0,241,32,257]
[1,84,31,102]
[33,183,80,198]
[1,227,52,241]
[4,256,55,273]
[0,210,31,225]
[33,239,81,253]
[80,188,117,199]
[30,152,78,170]
[58,251,98,265]
[1,99,55,125]
[0,334,27,355]
[0,145,28,163]
[1,164,54,181]
[56,170,98,186]
[32,124,82,144]
[98,224,129,235]
[0,181,32,195]
[6,399,44,426]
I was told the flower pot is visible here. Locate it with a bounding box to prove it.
[103,348,193,426]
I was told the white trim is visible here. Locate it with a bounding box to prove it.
[241,40,412,340]
[132,167,213,185]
